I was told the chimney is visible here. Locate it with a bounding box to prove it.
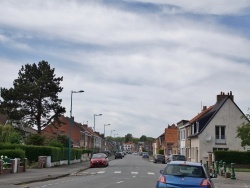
[202,106,207,111]
[216,91,234,102]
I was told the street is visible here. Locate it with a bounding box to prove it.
[22,154,162,188]
[22,154,250,188]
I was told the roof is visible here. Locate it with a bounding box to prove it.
[0,114,8,125]
[189,95,247,138]
[169,161,202,167]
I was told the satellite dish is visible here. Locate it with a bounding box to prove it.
[205,134,212,142]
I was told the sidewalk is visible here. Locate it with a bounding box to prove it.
[216,171,250,181]
[0,160,90,188]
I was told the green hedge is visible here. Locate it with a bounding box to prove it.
[214,150,250,164]
[0,143,91,162]
[0,149,25,159]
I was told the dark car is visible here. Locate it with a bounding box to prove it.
[153,154,165,164]
[90,153,109,168]
[142,152,149,158]
[156,161,216,188]
[166,154,186,163]
[115,152,123,159]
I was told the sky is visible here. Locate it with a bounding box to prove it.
[0,0,250,139]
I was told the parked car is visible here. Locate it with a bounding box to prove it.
[90,153,109,168]
[153,154,165,164]
[115,152,123,159]
[165,154,186,163]
[142,152,149,158]
[156,161,216,188]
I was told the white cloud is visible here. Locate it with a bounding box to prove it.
[0,0,250,138]
[133,0,250,15]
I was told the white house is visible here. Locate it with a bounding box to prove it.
[181,91,249,162]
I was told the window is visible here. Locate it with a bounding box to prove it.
[215,126,226,144]
[215,126,226,139]
[181,130,186,140]
[213,148,228,152]
[191,122,199,135]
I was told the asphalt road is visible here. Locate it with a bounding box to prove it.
[21,154,163,188]
[19,154,250,188]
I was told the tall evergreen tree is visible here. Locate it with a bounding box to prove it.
[0,61,66,134]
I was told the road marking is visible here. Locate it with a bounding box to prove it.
[131,172,138,174]
[117,181,124,184]
[114,171,121,173]
[148,172,155,175]
[98,171,105,174]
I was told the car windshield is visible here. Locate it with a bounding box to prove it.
[172,155,186,161]
[162,164,206,178]
[92,154,105,159]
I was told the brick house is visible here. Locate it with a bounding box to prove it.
[42,115,103,152]
[165,124,178,155]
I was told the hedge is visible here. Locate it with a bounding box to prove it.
[0,148,25,159]
[214,150,250,164]
[0,143,91,162]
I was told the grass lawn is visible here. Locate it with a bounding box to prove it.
[235,168,250,172]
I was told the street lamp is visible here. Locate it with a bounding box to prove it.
[68,90,84,165]
[110,129,115,137]
[93,114,102,131]
[104,124,110,151]
[92,113,102,156]
[104,124,110,138]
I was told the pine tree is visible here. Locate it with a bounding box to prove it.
[0,61,66,134]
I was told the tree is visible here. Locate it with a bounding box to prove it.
[56,134,69,147]
[0,124,22,144]
[236,110,250,148]
[0,61,66,134]
[25,134,45,145]
[140,135,147,142]
[125,133,133,143]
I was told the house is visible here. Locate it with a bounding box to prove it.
[0,114,8,125]
[177,120,189,157]
[164,124,178,155]
[42,115,103,152]
[123,141,135,152]
[0,113,37,137]
[179,91,249,163]
[152,133,165,155]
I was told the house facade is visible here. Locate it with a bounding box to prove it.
[42,115,104,152]
[165,124,178,155]
[123,141,135,152]
[181,91,249,162]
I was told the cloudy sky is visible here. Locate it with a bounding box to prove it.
[0,0,250,138]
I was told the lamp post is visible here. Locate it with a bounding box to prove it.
[104,124,110,151]
[110,129,115,137]
[93,114,102,131]
[92,113,102,156]
[104,124,110,138]
[68,90,84,165]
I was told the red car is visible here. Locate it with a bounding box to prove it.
[90,153,109,168]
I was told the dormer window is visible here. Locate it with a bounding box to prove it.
[191,122,199,135]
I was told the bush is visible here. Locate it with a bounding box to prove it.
[158,149,164,155]
[214,150,250,164]
[25,134,45,145]
[0,148,25,159]
[0,143,90,162]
